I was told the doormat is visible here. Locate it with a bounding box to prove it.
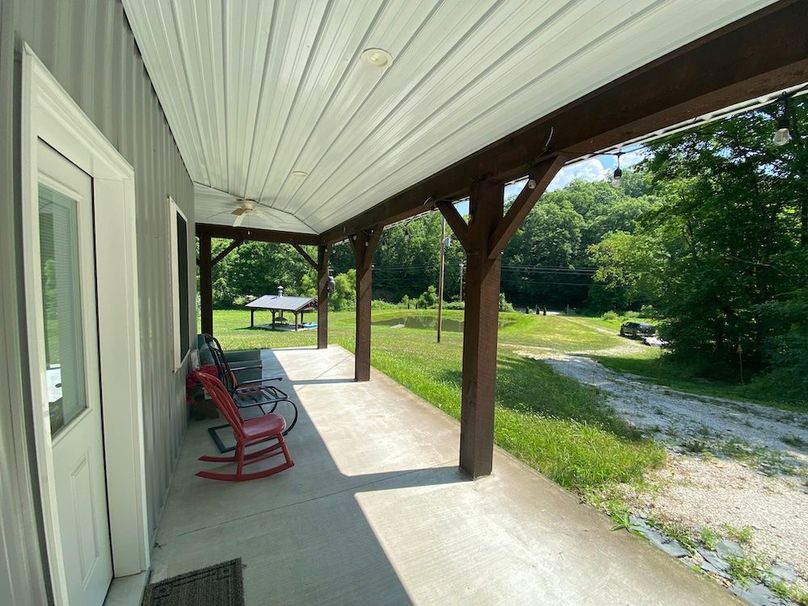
[142,558,244,606]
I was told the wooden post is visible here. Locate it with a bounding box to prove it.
[437,218,446,343]
[436,156,565,478]
[317,245,330,349]
[459,180,503,478]
[199,231,213,336]
[250,308,254,328]
[351,227,381,382]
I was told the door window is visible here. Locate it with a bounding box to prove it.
[38,184,88,436]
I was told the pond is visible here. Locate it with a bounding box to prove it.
[372,315,514,332]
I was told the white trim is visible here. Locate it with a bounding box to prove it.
[21,45,149,605]
[169,198,190,371]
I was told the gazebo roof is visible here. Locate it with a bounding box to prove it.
[246,295,315,313]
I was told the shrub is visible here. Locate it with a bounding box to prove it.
[601,311,620,321]
[445,301,465,310]
[232,294,256,307]
[417,285,439,309]
[499,293,515,312]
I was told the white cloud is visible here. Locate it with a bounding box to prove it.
[547,157,609,191]
[620,148,647,168]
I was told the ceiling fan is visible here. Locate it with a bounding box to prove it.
[230,199,267,227]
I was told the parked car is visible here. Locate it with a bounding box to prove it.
[619,321,656,339]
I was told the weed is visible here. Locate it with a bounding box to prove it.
[721,524,754,545]
[610,509,632,532]
[719,440,760,462]
[725,553,768,587]
[769,579,808,606]
[682,439,709,454]
[690,563,709,578]
[699,527,720,551]
[647,516,698,554]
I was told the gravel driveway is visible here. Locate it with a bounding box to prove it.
[518,350,808,586]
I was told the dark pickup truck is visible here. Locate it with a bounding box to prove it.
[619,321,656,339]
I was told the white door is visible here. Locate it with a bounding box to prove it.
[34,141,113,605]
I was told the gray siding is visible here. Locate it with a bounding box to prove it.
[0,1,194,601]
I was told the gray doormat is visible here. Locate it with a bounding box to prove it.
[142,559,244,606]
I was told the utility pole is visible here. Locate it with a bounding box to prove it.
[437,219,446,343]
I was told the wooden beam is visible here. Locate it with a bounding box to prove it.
[291,243,317,269]
[487,154,567,259]
[199,232,213,335]
[436,200,470,251]
[352,226,381,381]
[321,1,808,243]
[196,222,320,245]
[211,239,243,266]
[459,179,503,478]
[317,245,330,349]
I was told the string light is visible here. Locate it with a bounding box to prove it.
[611,151,624,188]
[773,94,792,146]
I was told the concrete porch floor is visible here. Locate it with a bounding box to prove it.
[148,345,737,605]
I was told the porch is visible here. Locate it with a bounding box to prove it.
[147,346,732,605]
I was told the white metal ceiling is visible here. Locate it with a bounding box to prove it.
[122,0,775,234]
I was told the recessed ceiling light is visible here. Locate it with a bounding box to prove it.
[361,48,393,68]
[291,170,308,177]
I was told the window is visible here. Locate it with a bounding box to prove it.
[169,198,190,368]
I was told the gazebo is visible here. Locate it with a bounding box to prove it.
[246,289,316,331]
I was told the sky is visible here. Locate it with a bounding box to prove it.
[454,147,646,214]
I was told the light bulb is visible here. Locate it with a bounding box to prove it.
[773,127,791,146]
[773,97,792,147]
[612,167,623,188]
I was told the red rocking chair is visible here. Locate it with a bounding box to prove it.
[194,371,294,481]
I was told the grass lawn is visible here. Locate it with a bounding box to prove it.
[208,308,664,494]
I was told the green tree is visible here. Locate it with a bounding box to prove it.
[588,231,664,310]
[330,270,356,311]
[640,99,808,377]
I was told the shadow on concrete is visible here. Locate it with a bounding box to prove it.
[154,347,466,604]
